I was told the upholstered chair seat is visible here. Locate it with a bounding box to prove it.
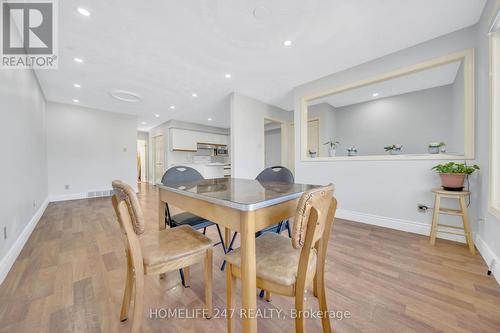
[225,233,317,286]
[140,225,213,268]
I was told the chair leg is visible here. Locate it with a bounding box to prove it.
[215,224,227,253]
[264,290,271,302]
[259,289,265,298]
[317,266,332,332]
[226,264,235,333]
[179,269,187,287]
[313,273,318,298]
[221,232,238,271]
[276,221,283,234]
[131,267,144,333]
[295,287,306,333]
[204,248,213,319]
[183,266,190,288]
[203,227,207,235]
[120,250,133,321]
[286,220,292,238]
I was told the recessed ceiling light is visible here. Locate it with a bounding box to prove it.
[283,40,292,47]
[192,93,198,98]
[77,7,90,17]
[141,121,147,125]
[154,114,160,118]
[225,73,231,79]
[109,89,142,103]
[74,57,83,63]
[170,105,176,109]
[372,93,379,97]
[208,118,212,121]
[73,99,79,103]
[73,83,81,88]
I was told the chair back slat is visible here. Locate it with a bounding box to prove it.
[255,166,294,183]
[292,184,334,249]
[112,180,145,235]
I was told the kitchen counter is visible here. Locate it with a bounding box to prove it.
[169,163,224,179]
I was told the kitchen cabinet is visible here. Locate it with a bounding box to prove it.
[170,128,228,151]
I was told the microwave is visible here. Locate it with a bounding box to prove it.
[216,146,228,156]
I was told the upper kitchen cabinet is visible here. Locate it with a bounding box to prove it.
[170,128,228,151]
[170,128,198,151]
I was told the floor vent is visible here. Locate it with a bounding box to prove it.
[87,189,114,198]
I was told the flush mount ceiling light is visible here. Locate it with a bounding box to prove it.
[225,73,231,79]
[73,83,81,88]
[170,105,176,109]
[73,57,83,63]
[73,99,79,103]
[191,93,198,98]
[372,92,379,97]
[208,118,212,121]
[283,40,292,47]
[154,114,160,118]
[77,7,90,17]
[109,89,142,103]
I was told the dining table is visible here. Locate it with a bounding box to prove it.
[157,177,318,333]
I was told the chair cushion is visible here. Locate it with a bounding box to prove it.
[225,232,316,286]
[140,225,213,267]
[170,212,215,229]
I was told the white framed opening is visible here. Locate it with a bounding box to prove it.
[489,22,500,219]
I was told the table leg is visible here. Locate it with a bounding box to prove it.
[159,199,166,231]
[240,212,257,333]
[225,227,231,249]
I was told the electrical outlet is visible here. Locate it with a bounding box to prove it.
[3,226,7,240]
[65,185,70,190]
[417,204,429,213]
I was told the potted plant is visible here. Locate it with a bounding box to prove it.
[347,146,358,156]
[432,162,480,190]
[308,149,317,158]
[323,139,340,157]
[384,144,403,155]
[428,142,446,154]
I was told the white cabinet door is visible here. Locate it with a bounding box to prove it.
[170,129,197,151]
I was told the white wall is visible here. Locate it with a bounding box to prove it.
[333,85,455,156]
[265,128,282,167]
[294,25,480,244]
[475,0,500,282]
[47,103,137,200]
[0,69,47,283]
[230,93,293,179]
[308,103,337,157]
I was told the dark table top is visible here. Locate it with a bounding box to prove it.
[158,177,318,211]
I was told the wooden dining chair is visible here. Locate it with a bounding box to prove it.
[225,184,337,333]
[111,180,214,332]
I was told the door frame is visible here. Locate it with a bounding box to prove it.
[263,117,287,170]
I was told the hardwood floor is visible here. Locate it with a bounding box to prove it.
[1,182,500,332]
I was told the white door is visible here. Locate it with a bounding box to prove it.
[307,119,320,157]
[154,135,165,184]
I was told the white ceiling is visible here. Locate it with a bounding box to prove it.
[34,0,486,130]
[311,61,462,108]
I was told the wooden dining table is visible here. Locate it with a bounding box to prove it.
[157,177,317,333]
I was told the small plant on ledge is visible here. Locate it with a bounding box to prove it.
[432,162,479,191]
[428,142,446,154]
[384,144,403,155]
[323,139,340,157]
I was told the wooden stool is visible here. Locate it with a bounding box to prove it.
[430,188,475,254]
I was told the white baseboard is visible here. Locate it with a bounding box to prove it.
[336,209,466,244]
[0,198,49,285]
[474,234,500,285]
[49,192,88,202]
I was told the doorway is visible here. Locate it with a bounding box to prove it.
[153,135,165,184]
[264,118,285,169]
[137,139,148,182]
